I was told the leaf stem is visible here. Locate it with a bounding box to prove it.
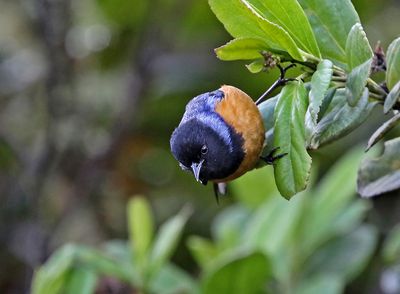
[284,52,388,103]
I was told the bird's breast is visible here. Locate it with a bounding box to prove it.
[214,85,265,182]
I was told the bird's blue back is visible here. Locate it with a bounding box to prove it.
[179,90,233,151]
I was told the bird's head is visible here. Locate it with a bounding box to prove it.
[170,118,244,184]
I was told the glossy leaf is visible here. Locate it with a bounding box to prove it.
[273,81,312,198]
[386,37,400,90]
[384,80,400,114]
[383,224,400,264]
[304,225,377,282]
[149,206,191,274]
[366,112,400,151]
[246,59,264,73]
[242,0,305,60]
[308,60,333,124]
[209,0,269,39]
[298,0,360,67]
[209,0,304,60]
[215,38,271,61]
[127,196,154,266]
[243,0,320,57]
[202,252,270,294]
[358,137,400,197]
[309,88,377,149]
[345,23,373,106]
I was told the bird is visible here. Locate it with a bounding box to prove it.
[170,85,286,199]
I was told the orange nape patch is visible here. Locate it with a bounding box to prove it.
[214,85,265,182]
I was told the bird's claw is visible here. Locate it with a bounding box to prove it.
[261,147,288,165]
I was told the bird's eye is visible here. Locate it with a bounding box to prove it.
[201,145,208,155]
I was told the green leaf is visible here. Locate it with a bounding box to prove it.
[246,59,264,73]
[243,0,321,57]
[346,60,373,106]
[65,268,98,294]
[346,23,373,69]
[150,263,200,294]
[383,224,400,264]
[384,81,400,114]
[273,81,312,199]
[32,244,77,294]
[209,0,304,60]
[345,23,373,106]
[309,88,377,149]
[149,206,191,274]
[187,236,220,269]
[202,252,270,294]
[209,0,273,40]
[127,196,154,266]
[300,148,366,254]
[298,0,360,67]
[258,95,278,155]
[304,225,377,282]
[231,167,278,208]
[329,200,371,237]
[295,275,344,294]
[243,194,305,254]
[211,205,250,250]
[73,246,133,283]
[102,240,139,284]
[317,88,337,120]
[386,37,400,90]
[308,60,333,124]
[366,112,400,151]
[215,38,271,61]
[358,137,400,197]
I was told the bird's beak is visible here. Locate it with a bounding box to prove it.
[191,159,204,184]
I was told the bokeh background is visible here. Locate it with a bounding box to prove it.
[0,0,399,293]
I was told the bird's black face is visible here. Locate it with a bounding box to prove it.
[170,119,244,184]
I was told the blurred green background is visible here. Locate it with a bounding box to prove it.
[0,0,400,293]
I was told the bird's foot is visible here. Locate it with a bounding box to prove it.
[260,147,288,165]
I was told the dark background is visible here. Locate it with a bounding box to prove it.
[0,0,399,292]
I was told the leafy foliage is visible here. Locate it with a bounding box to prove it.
[33,148,383,294]
[32,197,194,294]
[188,148,377,294]
[386,37,400,90]
[358,138,400,197]
[210,0,400,198]
[273,81,311,198]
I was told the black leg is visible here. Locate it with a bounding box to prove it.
[260,147,288,165]
[255,64,297,105]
